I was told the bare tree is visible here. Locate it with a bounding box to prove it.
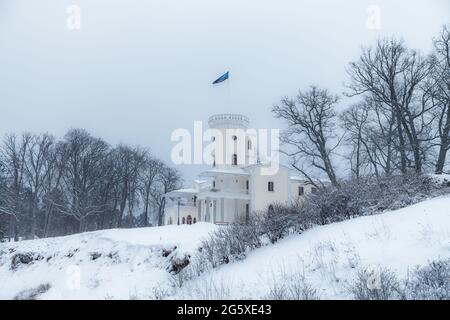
[151,165,182,226]
[0,134,30,241]
[113,145,146,227]
[340,102,370,179]
[139,156,163,227]
[431,25,450,174]
[272,86,341,187]
[346,38,433,174]
[54,129,109,233]
[23,133,55,239]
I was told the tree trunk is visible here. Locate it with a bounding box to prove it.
[396,113,407,174]
[435,103,450,174]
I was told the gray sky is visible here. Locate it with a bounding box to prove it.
[0,0,449,183]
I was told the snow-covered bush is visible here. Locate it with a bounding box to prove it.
[302,174,450,225]
[267,271,319,300]
[197,174,449,275]
[198,220,262,268]
[260,204,306,243]
[10,252,44,270]
[349,259,450,300]
[405,259,450,300]
[13,283,51,300]
[349,267,403,300]
[198,207,302,269]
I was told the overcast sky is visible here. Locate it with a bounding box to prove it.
[0,0,449,183]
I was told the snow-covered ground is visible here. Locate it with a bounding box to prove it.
[176,195,450,299]
[1,196,449,300]
[0,223,218,299]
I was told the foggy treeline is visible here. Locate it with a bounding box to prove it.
[273,26,450,187]
[0,128,182,241]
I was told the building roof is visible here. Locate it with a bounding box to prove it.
[165,188,198,198]
[196,191,251,200]
[199,167,250,177]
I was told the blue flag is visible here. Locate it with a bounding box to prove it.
[212,71,229,84]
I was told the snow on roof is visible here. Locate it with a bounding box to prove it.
[164,188,198,198]
[196,191,251,200]
[289,176,331,184]
[199,167,250,177]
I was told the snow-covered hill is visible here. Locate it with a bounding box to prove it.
[1,196,449,300]
[0,223,218,299]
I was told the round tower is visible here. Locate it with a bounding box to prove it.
[208,114,256,169]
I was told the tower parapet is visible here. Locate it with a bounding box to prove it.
[208,114,249,129]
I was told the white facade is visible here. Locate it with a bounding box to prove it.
[164,114,318,225]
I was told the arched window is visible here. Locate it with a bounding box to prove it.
[187,215,192,225]
[232,154,238,165]
[182,217,186,224]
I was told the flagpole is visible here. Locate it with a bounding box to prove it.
[226,71,230,111]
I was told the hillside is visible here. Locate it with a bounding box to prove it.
[1,196,449,300]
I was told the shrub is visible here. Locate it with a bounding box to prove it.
[302,174,449,225]
[10,252,44,270]
[405,259,450,300]
[349,267,404,300]
[196,174,450,275]
[13,283,51,300]
[198,206,303,269]
[267,272,319,300]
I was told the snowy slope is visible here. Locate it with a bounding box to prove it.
[1,196,449,300]
[0,223,218,299]
[175,195,450,299]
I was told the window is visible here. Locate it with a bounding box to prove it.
[187,215,192,225]
[311,187,318,194]
[248,140,252,150]
[268,181,274,192]
[298,186,304,196]
[193,196,197,206]
[182,217,186,224]
[246,180,249,190]
[212,180,216,188]
[232,154,238,165]
[246,203,249,214]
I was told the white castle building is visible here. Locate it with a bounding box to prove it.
[164,114,318,225]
